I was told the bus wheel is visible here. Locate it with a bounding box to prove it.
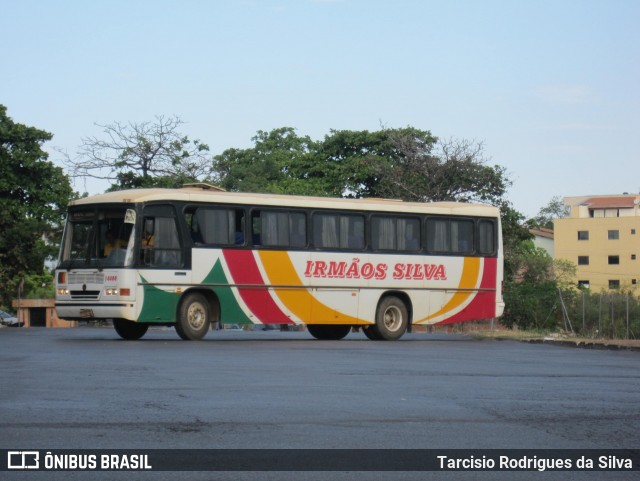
[362,325,382,341]
[176,293,210,340]
[113,319,149,340]
[373,296,408,341]
[307,324,351,340]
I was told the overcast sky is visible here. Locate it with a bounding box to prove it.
[2,0,639,217]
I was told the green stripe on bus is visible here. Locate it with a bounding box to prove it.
[138,277,179,323]
[203,259,253,325]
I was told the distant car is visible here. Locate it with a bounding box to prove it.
[0,309,19,326]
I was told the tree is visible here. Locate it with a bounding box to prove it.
[0,105,73,307]
[212,127,322,194]
[527,196,569,229]
[501,240,558,330]
[497,200,534,280]
[363,132,510,205]
[212,126,511,205]
[62,115,212,190]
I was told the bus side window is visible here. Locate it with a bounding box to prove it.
[187,207,245,246]
[426,218,473,254]
[371,216,420,251]
[313,213,364,250]
[452,220,474,254]
[478,219,496,255]
[141,209,183,267]
[252,210,306,248]
[426,218,449,252]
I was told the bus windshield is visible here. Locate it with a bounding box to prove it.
[59,207,137,268]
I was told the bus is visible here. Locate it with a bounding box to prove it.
[54,184,504,341]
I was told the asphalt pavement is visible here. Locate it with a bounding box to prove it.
[1,326,639,481]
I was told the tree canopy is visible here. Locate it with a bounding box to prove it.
[0,105,73,306]
[62,115,213,190]
[527,196,569,229]
[211,126,511,205]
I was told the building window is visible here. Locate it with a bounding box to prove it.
[577,230,589,241]
[578,280,590,289]
[633,279,637,285]
[609,280,620,289]
[608,230,619,240]
[632,229,636,235]
[578,256,589,265]
[632,254,636,260]
[608,255,620,265]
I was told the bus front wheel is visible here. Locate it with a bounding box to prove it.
[371,296,408,341]
[113,319,149,340]
[176,293,210,340]
[307,324,351,340]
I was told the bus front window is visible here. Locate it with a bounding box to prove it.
[60,208,136,268]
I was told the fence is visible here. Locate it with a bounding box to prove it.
[558,289,640,339]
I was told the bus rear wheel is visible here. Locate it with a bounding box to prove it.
[307,324,351,340]
[176,293,210,340]
[371,296,408,341]
[113,319,149,340]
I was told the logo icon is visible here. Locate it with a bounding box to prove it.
[8,451,40,469]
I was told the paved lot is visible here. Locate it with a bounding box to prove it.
[1,326,639,480]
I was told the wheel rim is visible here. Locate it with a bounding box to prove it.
[187,301,207,330]
[383,305,403,332]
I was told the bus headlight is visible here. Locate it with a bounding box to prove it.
[105,288,131,296]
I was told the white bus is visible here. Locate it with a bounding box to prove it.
[55,184,504,341]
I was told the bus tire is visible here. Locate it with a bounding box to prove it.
[372,296,408,341]
[113,319,149,340]
[307,324,351,340]
[362,325,382,341]
[176,293,210,340]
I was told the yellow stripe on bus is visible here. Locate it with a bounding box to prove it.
[417,256,482,323]
[258,251,365,325]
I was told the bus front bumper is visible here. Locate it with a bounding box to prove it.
[55,302,137,322]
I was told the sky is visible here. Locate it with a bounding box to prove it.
[2,0,639,218]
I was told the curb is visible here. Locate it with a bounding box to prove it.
[522,338,640,352]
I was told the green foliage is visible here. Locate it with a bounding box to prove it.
[527,196,569,229]
[213,127,323,194]
[0,105,73,306]
[20,272,55,299]
[564,290,640,339]
[211,126,511,206]
[502,240,565,330]
[497,200,533,280]
[503,281,559,330]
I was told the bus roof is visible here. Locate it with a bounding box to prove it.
[69,186,500,217]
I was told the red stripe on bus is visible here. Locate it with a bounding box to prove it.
[437,258,498,325]
[222,250,294,324]
[480,257,497,289]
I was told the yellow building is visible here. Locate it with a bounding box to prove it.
[554,194,640,291]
